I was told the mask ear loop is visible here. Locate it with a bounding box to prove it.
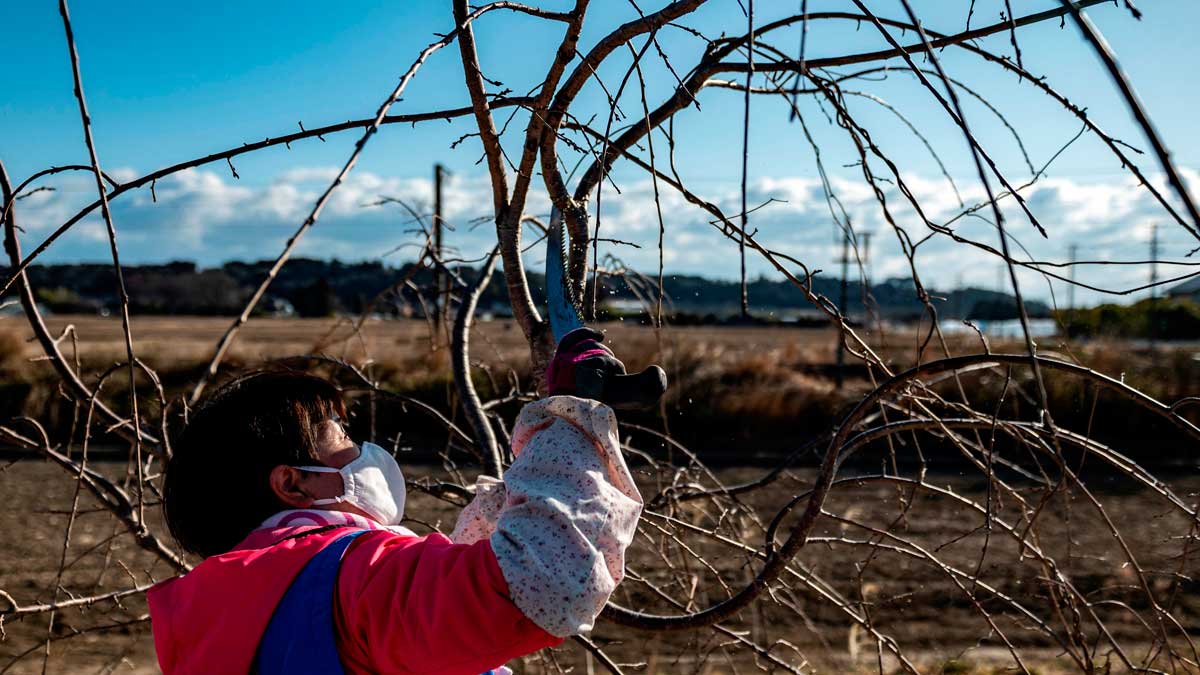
[295,465,340,474]
[294,465,346,506]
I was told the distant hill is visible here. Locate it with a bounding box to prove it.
[1,259,1049,322]
[615,273,1050,322]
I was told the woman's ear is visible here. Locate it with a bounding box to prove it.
[269,465,315,509]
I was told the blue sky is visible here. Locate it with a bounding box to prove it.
[3,1,1199,305]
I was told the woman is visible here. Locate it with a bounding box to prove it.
[148,329,643,674]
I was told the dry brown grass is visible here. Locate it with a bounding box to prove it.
[0,315,1193,454]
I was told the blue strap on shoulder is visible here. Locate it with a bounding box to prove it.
[255,529,369,675]
[255,527,501,675]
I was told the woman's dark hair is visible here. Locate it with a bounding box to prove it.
[164,371,346,558]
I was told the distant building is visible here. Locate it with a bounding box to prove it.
[1167,277,1200,303]
[265,297,296,317]
[601,298,645,314]
[0,301,50,317]
[484,301,513,318]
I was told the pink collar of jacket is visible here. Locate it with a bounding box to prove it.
[260,508,418,536]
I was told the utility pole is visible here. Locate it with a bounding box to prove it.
[1149,223,1159,352]
[835,230,850,389]
[738,0,754,322]
[433,163,447,339]
[1149,223,1159,300]
[1067,243,1078,312]
[860,232,873,288]
[860,231,874,328]
[955,271,965,318]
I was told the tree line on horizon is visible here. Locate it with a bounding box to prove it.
[4,258,1053,324]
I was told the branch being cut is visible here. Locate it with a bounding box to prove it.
[539,0,708,296]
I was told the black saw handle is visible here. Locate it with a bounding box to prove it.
[564,328,668,410]
[603,365,668,411]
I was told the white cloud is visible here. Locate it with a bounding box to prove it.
[9,164,1199,306]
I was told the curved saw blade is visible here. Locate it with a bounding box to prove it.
[546,206,585,342]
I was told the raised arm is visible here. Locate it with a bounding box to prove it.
[452,328,644,636]
[337,331,646,672]
[465,395,642,635]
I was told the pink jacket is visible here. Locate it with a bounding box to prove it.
[148,397,642,675]
[148,524,558,674]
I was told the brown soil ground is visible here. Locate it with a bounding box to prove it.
[2,458,1196,674]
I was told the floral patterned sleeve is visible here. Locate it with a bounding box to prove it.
[449,475,506,545]
[459,396,642,638]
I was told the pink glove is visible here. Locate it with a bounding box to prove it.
[546,328,626,400]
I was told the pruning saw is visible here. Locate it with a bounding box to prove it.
[546,207,668,410]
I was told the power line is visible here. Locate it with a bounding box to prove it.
[835,229,849,390]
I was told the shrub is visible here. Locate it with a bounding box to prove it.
[1058,297,1200,340]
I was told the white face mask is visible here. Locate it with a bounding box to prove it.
[297,441,407,526]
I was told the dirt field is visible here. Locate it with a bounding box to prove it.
[2,457,1197,674]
